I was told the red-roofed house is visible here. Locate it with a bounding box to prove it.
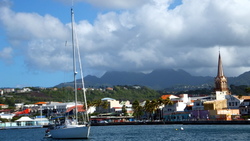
[161,94,179,100]
[0,104,8,109]
[66,105,85,113]
[106,87,113,91]
[34,102,47,106]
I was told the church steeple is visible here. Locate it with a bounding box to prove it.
[217,53,224,77]
[214,52,230,95]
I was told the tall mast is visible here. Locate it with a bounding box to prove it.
[71,7,78,123]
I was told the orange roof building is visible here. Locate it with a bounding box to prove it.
[66,105,85,113]
[34,102,47,105]
[161,94,179,100]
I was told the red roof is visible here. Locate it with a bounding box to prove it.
[15,109,31,115]
[66,105,85,112]
[161,95,171,99]
[106,87,113,90]
[34,102,47,105]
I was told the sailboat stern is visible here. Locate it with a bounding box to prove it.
[50,125,90,139]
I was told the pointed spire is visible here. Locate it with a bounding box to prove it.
[214,52,230,95]
[217,53,224,77]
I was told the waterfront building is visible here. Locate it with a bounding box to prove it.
[239,99,250,116]
[214,109,240,120]
[95,98,133,116]
[95,97,119,113]
[164,112,190,121]
[192,99,207,111]
[203,52,240,120]
[163,94,189,114]
[163,94,192,121]
[204,100,227,110]
[42,102,77,117]
[225,95,241,109]
[189,110,210,120]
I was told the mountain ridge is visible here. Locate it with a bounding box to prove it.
[55,69,250,90]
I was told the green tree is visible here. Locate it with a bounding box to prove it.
[101,101,109,113]
[144,100,154,120]
[132,100,143,120]
[246,87,250,94]
[159,97,173,120]
[122,105,128,116]
[5,97,15,107]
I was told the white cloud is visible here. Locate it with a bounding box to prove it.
[0,3,71,72]
[1,0,250,77]
[0,47,13,63]
[0,7,69,43]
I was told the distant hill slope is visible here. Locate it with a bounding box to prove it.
[55,69,250,90]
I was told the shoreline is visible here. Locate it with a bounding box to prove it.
[90,120,250,126]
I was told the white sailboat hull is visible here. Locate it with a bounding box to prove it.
[49,125,90,139]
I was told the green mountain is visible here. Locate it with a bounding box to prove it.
[55,69,250,90]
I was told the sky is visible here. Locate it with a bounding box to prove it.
[1,0,250,88]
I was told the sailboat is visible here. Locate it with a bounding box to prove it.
[45,7,90,139]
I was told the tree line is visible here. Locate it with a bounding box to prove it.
[1,85,250,109]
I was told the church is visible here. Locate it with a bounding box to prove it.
[203,52,240,120]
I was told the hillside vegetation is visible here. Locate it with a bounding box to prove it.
[1,85,250,108]
[1,86,162,107]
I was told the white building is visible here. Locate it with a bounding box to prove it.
[239,99,250,116]
[0,113,15,120]
[42,102,76,115]
[16,88,32,93]
[0,89,3,95]
[163,94,191,115]
[225,95,241,109]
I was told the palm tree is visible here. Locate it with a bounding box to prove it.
[150,99,159,120]
[144,100,155,121]
[89,99,103,113]
[161,97,173,121]
[101,101,109,113]
[155,98,165,120]
[122,105,128,116]
[162,97,173,106]
[132,100,143,120]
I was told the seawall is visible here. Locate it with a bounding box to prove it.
[91,120,250,126]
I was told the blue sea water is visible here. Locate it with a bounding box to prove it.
[0,124,250,141]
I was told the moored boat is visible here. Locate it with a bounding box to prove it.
[45,6,91,139]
